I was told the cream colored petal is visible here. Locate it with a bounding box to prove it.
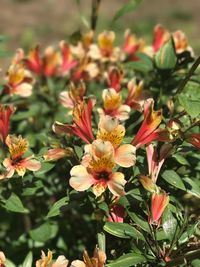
[52,255,69,267]
[70,260,86,267]
[115,144,136,168]
[108,172,126,196]
[21,158,41,172]
[70,165,94,191]
[116,105,131,121]
[13,83,33,97]
[92,182,107,197]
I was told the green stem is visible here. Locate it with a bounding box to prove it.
[174,56,200,96]
[91,0,101,31]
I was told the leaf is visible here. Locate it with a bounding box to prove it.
[103,222,144,240]
[178,95,200,118]
[162,208,178,241]
[46,197,69,218]
[5,259,16,267]
[179,222,199,244]
[183,177,200,198]
[162,170,186,190]
[172,154,190,166]
[29,222,58,243]
[4,193,29,214]
[22,252,33,267]
[155,38,177,69]
[125,52,153,73]
[106,253,146,267]
[112,0,143,22]
[127,211,150,232]
[34,162,54,177]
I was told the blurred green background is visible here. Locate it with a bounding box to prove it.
[0,0,199,61]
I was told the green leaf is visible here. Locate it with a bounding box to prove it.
[155,38,177,69]
[5,259,16,267]
[128,211,150,232]
[162,170,186,190]
[46,197,69,218]
[103,222,144,240]
[124,52,153,73]
[106,253,146,267]
[4,193,29,213]
[34,162,54,177]
[22,252,33,267]
[162,208,178,241]
[112,0,143,22]
[178,95,200,118]
[179,222,199,244]
[183,177,200,198]
[29,222,58,243]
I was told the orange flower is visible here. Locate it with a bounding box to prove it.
[152,24,170,52]
[53,99,95,144]
[0,105,15,143]
[70,139,126,197]
[98,89,130,121]
[5,64,34,97]
[106,67,123,93]
[71,247,106,267]
[186,133,200,150]
[24,45,43,75]
[36,250,69,267]
[97,115,136,168]
[59,41,77,75]
[132,98,162,148]
[43,148,74,161]
[123,30,145,59]
[3,135,41,178]
[150,191,169,225]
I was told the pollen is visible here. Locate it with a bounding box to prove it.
[6,135,28,160]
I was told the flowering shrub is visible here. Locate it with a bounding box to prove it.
[0,2,200,266]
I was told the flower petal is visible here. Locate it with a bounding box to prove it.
[115,144,136,167]
[108,172,126,196]
[70,165,94,191]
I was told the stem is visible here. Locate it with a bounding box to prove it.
[97,231,106,252]
[91,0,101,31]
[174,56,200,96]
[165,249,200,267]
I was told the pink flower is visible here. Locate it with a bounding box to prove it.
[132,98,163,148]
[150,191,169,225]
[59,41,78,75]
[123,30,145,59]
[53,99,95,144]
[107,203,125,223]
[3,135,41,178]
[43,148,73,161]
[0,105,15,143]
[70,139,126,197]
[152,24,170,52]
[107,67,123,93]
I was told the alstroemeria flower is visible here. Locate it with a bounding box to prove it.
[0,251,6,267]
[122,29,145,59]
[106,67,123,93]
[4,64,34,97]
[42,46,61,77]
[150,191,169,225]
[186,133,200,150]
[0,104,15,143]
[36,250,69,267]
[97,115,136,168]
[153,24,170,53]
[132,98,163,148]
[71,247,106,267]
[59,41,78,76]
[44,147,74,161]
[3,135,41,178]
[88,31,120,62]
[53,99,95,144]
[173,30,192,54]
[107,203,125,223]
[59,82,86,110]
[24,45,43,75]
[125,79,150,112]
[98,89,130,121]
[146,143,172,183]
[70,139,126,197]
[72,57,99,81]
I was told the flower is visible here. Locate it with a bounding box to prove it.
[152,24,170,53]
[71,247,106,267]
[139,175,157,193]
[146,143,172,183]
[42,46,61,77]
[59,41,77,75]
[186,133,200,150]
[150,191,169,225]
[106,67,123,93]
[97,115,136,167]
[0,251,6,267]
[36,250,53,267]
[0,104,15,143]
[107,203,125,223]
[132,98,163,148]
[125,79,150,112]
[98,88,130,121]
[24,45,43,75]
[70,139,126,197]
[53,99,95,144]
[4,64,34,97]
[3,135,41,178]
[43,148,74,161]
[52,255,69,267]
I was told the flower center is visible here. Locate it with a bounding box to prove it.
[95,171,110,181]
